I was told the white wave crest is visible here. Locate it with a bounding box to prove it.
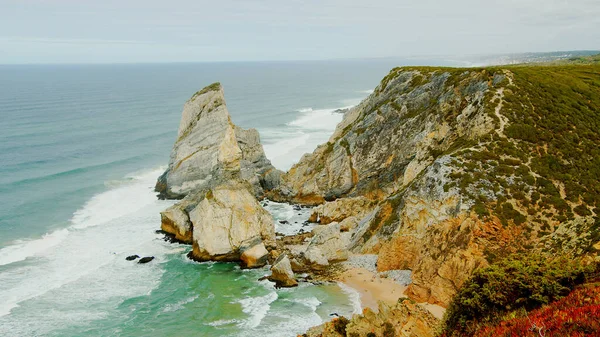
[337,282,363,315]
[0,228,69,267]
[0,167,174,326]
[237,291,278,329]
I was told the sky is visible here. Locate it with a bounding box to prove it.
[0,0,599,64]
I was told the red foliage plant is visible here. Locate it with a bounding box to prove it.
[471,284,600,337]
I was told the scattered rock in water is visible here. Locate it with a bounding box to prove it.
[126,255,140,261]
[268,254,298,288]
[296,274,314,283]
[155,229,180,244]
[138,256,155,264]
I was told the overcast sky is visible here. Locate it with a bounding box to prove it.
[0,0,598,64]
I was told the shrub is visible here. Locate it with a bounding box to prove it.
[383,322,396,337]
[471,284,600,337]
[333,316,350,335]
[442,252,589,336]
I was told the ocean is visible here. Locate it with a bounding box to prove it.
[0,59,455,336]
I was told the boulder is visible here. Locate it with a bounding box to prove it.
[138,256,155,264]
[307,299,439,337]
[240,238,269,269]
[339,216,359,232]
[304,246,329,268]
[159,198,195,244]
[188,180,275,262]
[268,254,298,287]
[306,223,350,263]
[308,197,374,224]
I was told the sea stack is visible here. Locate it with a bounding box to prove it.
[155,82,280,200]
[157,83,280,265]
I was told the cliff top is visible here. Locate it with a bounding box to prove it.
[190,82,223,101]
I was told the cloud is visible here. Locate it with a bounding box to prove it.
[0,37,150,46]
[0,0,598,63]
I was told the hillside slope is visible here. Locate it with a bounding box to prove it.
[272,60,600,306]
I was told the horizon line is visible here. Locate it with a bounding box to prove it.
[0,49,598,67]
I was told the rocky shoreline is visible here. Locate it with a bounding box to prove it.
[152,81,443,335]
[155,61,600,336]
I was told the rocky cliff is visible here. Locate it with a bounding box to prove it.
[156,83,279,265]
[304,299,439,337]
[154,62,600,335]
[273,63,600,306]
[156,82,280,200]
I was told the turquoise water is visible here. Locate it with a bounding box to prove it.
[0,59,455,336]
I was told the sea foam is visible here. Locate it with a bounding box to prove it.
[337,282,363,315]
[262,106,346,171]
[0,168,175,336]
[237,291,279,328]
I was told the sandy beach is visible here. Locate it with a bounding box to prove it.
[337,265,446,319]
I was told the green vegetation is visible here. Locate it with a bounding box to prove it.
[342,59,600,250]
[442,252,593,336]
[332,316,350,335]
[190,82,221,100]
[434,59,600,243]
[503,64,600,213]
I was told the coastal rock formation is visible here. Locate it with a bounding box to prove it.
[304,299,439,337]
[275,65,600,308]
[188,180,275,262]
[308,197,374,224]
[268,254,298,287]
[155,82,280,200]
[155,83,281,267]
[240,237,269,268]
[281,222,351,271]
[235,126,282,195]
[273,69,494,205]
[345,300,439,337]
[306,223,350,263]
[138,256,155,264]
[159,198,195,243]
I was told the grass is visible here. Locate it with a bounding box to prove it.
[190,82,221,100]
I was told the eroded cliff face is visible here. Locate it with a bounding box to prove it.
[304,299,439,337]
[274,66,600,306]
[271,69,494,204]
[156,83,280,264]
[156,83,280,200]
